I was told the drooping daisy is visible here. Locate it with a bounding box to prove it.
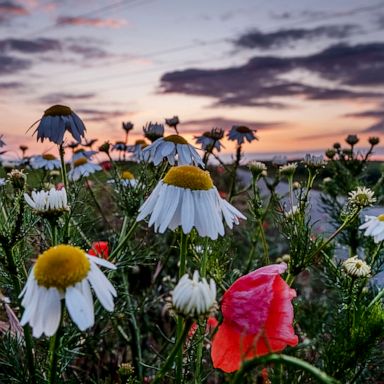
[227,125,258,145]
[127,139,148,162]
[136,165,246,240]
[195,128,224,152]
[31,105,86,145]
[342,256,371,277]
[359,214,384,243]
[19,244,116,337]
[24,187,69,214]
[142,135,204,167]
[172,270,216,317]
[30,154,61,170]
[302,154,326,169]
[68,158,102,182]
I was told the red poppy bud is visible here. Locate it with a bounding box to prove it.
[88,241,109,260]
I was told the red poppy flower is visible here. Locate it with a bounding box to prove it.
[88,241,109,260]
[211,263,298,373]
[188,316,219,339]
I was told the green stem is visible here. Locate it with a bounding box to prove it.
[109,220,138,262]
[48,302,64,384]
[86,179,111,227]
[194,237,209,383]
[231,353,339,384]
[153,319,193,384]
[58,144,68,192]
[228,145,242,202]
[367,288,384,310]
[176,232,188,383]
[258,220,269,265]
[123,273,143,381]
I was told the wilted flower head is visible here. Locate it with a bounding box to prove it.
[302,154,326,168]
[325,148,336,159]
[272,155,288,166]
[342,256,371,278]
[165,115,180,128]
[227,125,257,145]
[348,186,376,208]
[98,141,110,154]
[19,244,116,337]
[195,129,223,152]
[0,135,5,148]
[143,122,164,142]
[7,169,26,189]
[368,136,380,146]
[122,121,134,133]
[211,263,298,372]
[112,141,127,152]
[248,161,267,178]
[136,165,246,240]
[359,214,384,243]
[32,105,86,145]
[24,187,69,215]
[279,162,297,176]
[83,138,98,148]
[172,271,216,317]
[346,134,359,146]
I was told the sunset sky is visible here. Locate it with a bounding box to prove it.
[1,0,384,161]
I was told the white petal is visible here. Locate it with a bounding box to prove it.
[65,285,94,331]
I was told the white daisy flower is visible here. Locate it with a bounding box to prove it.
[280,162,297,176]
[142,135,204,167]
[136,165,246,240]
[248,161,267,177]
[120,171,137,187]
[342,256,371,278]
[348,186,376,208]
[227,125,257,145]
[68,158,102,181]
[30,154,61,170]
[19,244,117,337]
[32,105,86,145]
[24,187,69,214]
[72,149,98,162]
[0,178,6,186]
[172,270,216,317]
[127,140,148,162]
[359,214,384,243]
[302,154,326,168]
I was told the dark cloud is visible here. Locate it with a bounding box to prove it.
[57,16,126,28]
[234,25,359,50]
[0,55,31,74]
[76,108,128,122]
[160,43,384,108]
[66,44,108,59]
[180,117,285,133]
[0,81,22,90]
[345,109,384,118]
[39,92,96,105]
[365,119,384,132]
[0,1,28,23]
[0,38,61,54]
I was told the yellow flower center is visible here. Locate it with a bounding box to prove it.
[163,135,188,145]
[355,261,363,269]
[34,245,90,289]
[378,214,384,222]
[121,171,134,180]
[74,158,88,167]
[135,139,146,145]
[163,166,213,190]
[235,126,252,134]
[44,105,72,117]
[42,153,57,161]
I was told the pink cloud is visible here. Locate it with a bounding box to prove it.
[0,1,28,16]
[57,16,127,28]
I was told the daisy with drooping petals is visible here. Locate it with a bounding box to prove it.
[68,158,102,181]
[30,154,61,170]
[195,129,224,152]
[120,170,137,187]
[172,270,216,317]
[227,125,258,145]
[136,165,246,240]
[211,263,298,373]
[359,214,384,243]
[24,187,69,214]
[72,149,97,162]
[32,105,86,145]
[142,135,204,167]
[19,244,116,337]
[127,139,148,162]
